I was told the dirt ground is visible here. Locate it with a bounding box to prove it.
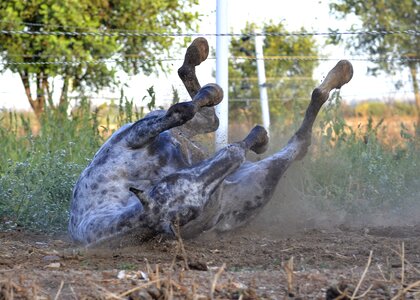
[1,224,420,300]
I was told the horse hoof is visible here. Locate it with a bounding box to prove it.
[244,125,269,154]
[193,83,224,107]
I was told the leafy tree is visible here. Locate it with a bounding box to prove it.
[0,0,198,118]
[228,22,319,126]
[329,0,420,129]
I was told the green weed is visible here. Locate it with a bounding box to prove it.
[0,95,143,232]
[304,92,420,219]
[117,262,138,270]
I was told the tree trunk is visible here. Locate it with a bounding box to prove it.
[36,73,45,110]
[408,62,420,136]
[19,71,44,120]
[42,76,53,107]
[59,75,69,110]
[19,71,71,120]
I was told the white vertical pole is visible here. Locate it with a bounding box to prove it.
[215,0,229,150]
[255,34,270,131]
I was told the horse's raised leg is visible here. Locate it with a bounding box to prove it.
[178,37,209,98]
[212,60,354,232]
[176,37,220,137]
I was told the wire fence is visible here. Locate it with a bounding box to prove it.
[0,26,418,65]
[61,91,416,104]
[0,56,419,66]
[4,20,418,34]
[0,28,419,38]
[0,26,418,108]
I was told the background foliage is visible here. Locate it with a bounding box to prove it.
[228,21,319,126]
[0,0,199,118]
[0,96,418,232]
[0,97,140,231]
[329,0,420,127]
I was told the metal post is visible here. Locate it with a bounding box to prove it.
[255,34,270,131]
[215,0,229,150]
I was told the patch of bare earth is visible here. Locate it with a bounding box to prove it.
[1,225,420,299]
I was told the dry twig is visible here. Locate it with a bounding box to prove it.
[156,263,161,289]
[389,244,420,276]
[173,219,189,270]
[391,280,420,300]
[210,263,226,300]
[400,242,405,288]
[54,280,64,300]
[350,250,373,300]
[118,279,161,298]
[284,256,295,296]
[91,281,123,300]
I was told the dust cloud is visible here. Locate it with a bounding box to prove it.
[246,161,420,238]
[215,124,420,238]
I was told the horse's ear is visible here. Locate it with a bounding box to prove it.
[129,187,151,209]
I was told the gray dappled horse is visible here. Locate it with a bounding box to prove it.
[69,38,353,245]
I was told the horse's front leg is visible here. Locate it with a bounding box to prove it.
[130,125,269,236]
[126,82,223,149]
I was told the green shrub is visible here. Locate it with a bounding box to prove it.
[0,150,84,231]
[393,101,416,116]
[355,101,388,117]
[352,101,415,118]
[0,96,143,233]
[304,94,420,218]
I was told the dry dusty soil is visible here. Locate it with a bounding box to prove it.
[1,224,420,299]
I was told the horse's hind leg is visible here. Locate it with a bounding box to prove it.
[213,60,354,232]
[131,125,269,235]
[177,38,219,137]
[178,37,209,98]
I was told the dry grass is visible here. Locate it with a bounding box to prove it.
[344,115,417,147]
[2,246,420,300]
[325,243,420,300]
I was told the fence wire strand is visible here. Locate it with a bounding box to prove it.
[1,56,418,66]
[0,26,418,66]
[0,29,419,38]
